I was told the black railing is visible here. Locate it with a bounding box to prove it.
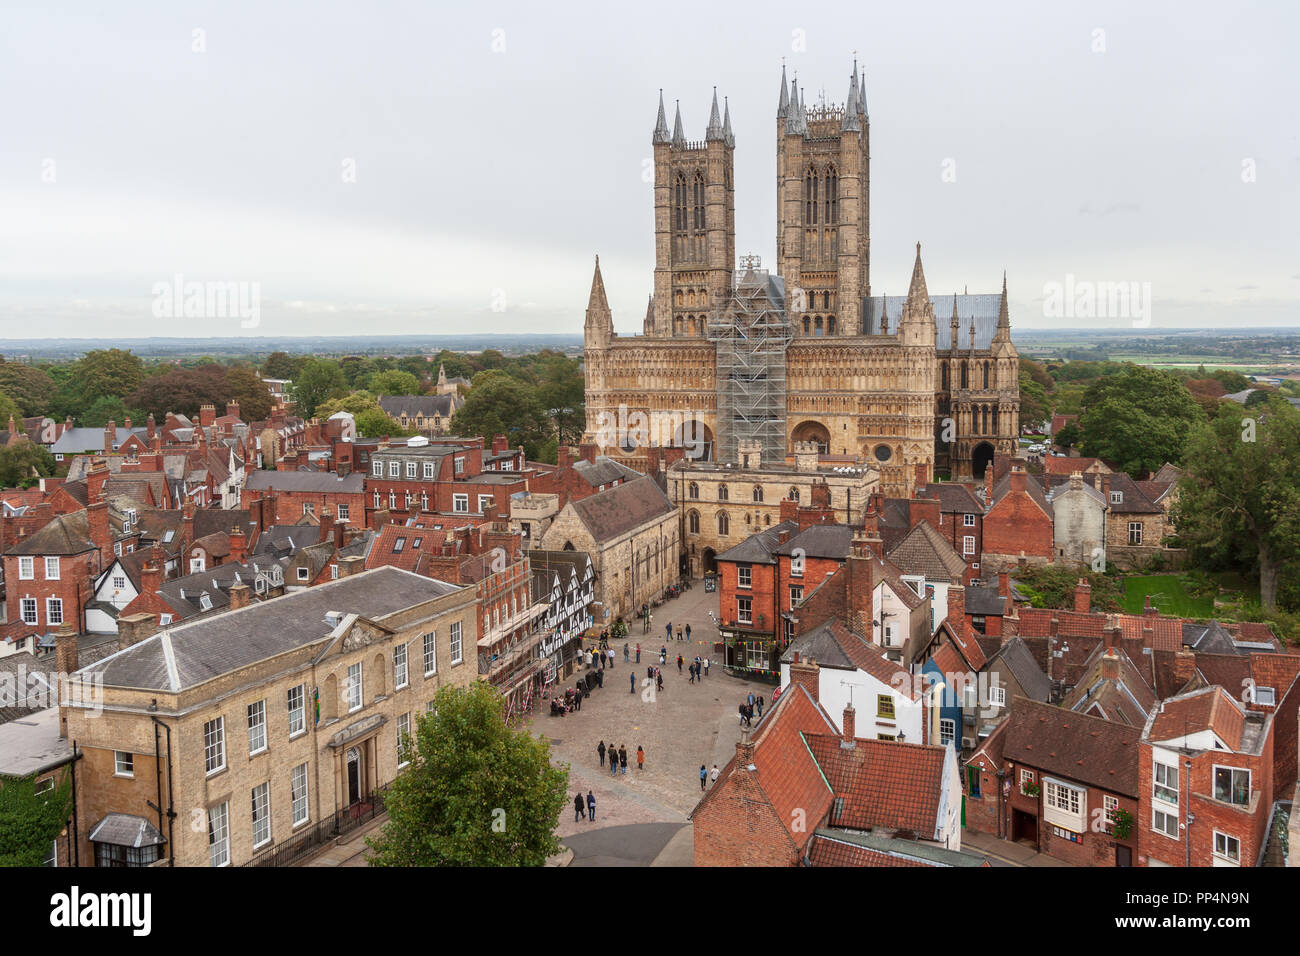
[244,784,389,867]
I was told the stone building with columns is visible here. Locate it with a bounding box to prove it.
[582,63,1020,496]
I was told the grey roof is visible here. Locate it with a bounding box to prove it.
[87,567,463,692]
[862,294,1001,350]
[886,521,967,582]
[0,707,72,776]
[566,476,675,544]
[810,828,986,868]
[87,813,166,848]
[775,523,853,561]
[965,585,1007,617]
[1183,621,1239,655]
[716,520,799,565]
[377,394,460,420]
[50,426,148,454]
[245,470,364,493]
[987,637,1051,703]
[780,622,854,669]
[572,456,640,487]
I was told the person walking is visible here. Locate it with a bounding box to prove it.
[575,793,586,822]
[699,765,707,791]
[623,643,629,662]
[738,702,747,726]
[685,623,692,643]
[704,657,710,677]
[688,661,695,684]
[747,692,755,710]
[598,740,606,767]
[586,791,596,823]
[756,695,764,719]
[666,621,672,641]
[635,642,641,663]
[710,764,720,786]
[630,671,636,694]
[677,625,683,642]
[598,650,605,670]
[610,749,618,776]
[636,745,645,771]
[677,654,684,674]
[644,612,651,635]
[619,745,628,775]
[656,670,664,693]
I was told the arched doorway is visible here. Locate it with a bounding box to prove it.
[346,746,364,806]
[790,420,830,454]
[701,547,717,574]
[671,420,715,461]
[972,442,995,481]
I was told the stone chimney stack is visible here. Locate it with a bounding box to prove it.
[793,441,819,473]
[54,622,79,740]
[340,555,365,577]
[229,583,250,611]
[103,420,116,455]
[116,612,157,652]
[1074,578,1092,614]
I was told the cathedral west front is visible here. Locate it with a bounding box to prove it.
[582,63,1020,498]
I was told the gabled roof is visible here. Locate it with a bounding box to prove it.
[780,620,917,699]
[716,520,798,565]
[572,456,640,487]
[803,734,950,838]
[1146,685,1246,751]
[377,394,460,419]
[565,476,675,544]
[990,471,1054,519]
[999,697,1141,797]
[245,471,364,493]
[987,637,1052,703]
[886,520,966,583]
[1059,644,1155,727]
[965,584,1006,617]
[774,523,853,561]
[915,482,983,515]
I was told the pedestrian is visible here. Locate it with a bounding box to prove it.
[656,670,664,693]
[747,692,755,709]
[610,749,618,776]
[745,703,753,726]
[677,654,683,674]
[623,643,629,662]
[630,671,636,693]
[704,657,710,677]
[666,621,672,640]
[608,647,615,668]
[756,695,764,718]
[710,764,719,785]
[574,686,583,710]
[646,613,652,635]
[677,625,683,642]
[647,664,654,681]
[598,650,605,670]
[685,623,692,643]
[637,745,645,770]
[688,662,695,684]
[575,793,586,822]
[595,669,603,689]
[699,765,707,791]
[598,740,606,766]
[635,642,641,663]
[586,790,596,822]
[738,702,747,725]
[619,745,628,775]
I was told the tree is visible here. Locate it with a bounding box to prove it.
[1017,368,1049,430]
[261,351,302,380]
[68,349,144,406]
[315,392,414,438]
[79,396,146,428]
[1077,365,1203,475]
[291,359,346,419]
[1053,422,1080,450]
[0,441,56,487]
[0,392,24,429]
[1209,369,1251,394]
[367,681,568,866]
[369,369,421,396]
[0,360,56,417]
[450,370,552,460]
[1172,402,1300,612]
[223,364,274,422]
[0,771,73,866]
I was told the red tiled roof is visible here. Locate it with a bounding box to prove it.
[828,622,918,700]
[1001,697,1141,797]
[1044,455,1100,476]
[1147,686,1245,750]
[808,837,928,867]
[803,734,949,837]
[929,642,966,683]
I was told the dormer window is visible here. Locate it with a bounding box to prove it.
[1110,491,1123,504]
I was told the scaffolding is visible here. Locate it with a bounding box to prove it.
[707,263,793,465]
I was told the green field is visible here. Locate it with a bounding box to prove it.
[1122,575,1215,618]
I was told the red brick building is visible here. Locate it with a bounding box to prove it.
[982,461,1054,571]
[243,471,367,528]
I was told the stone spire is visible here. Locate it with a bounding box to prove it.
[671,101,686,148]
[879,296,889,335]
[950,294,960,348]
[785,78,807,136]
[859,69,868,119]
[777,63,789,119]
[899,243,937,346]
[841,63,861,132]
[906,242,929,304]
[706,87,725,141]
[652,89,671,145]
[585,255,613,347]
[722,96,734,147]
[643,294,655,334]
[993,271,1013,345]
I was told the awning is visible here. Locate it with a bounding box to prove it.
[88,813,166,848]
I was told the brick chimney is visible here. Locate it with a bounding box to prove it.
[908,497,941,532]
[779,498,799,524]
[226,400,240,420]
[578,441,597,465]
[87,494,112,565]
[1173,649,1196,686]
[229,583,250,610]
[947,584,966,643]
[1101,648,1120,683]
[848,536,875,638]
[646,445,662,476]
[998,571,1010,599]
[103,420,116,455]
[491,433,508,454]
[809,480,831,510]
[1009,460,1027,494]
[319,509,335,545]
[842,704,856,741]
[735,727,755,767]
[777,529,791,546]
[229,525,247,564]
[1074,578,1092,613]
[182,498,195,551]
[985,464,995,503]
[55,621,79,679]
[557,445,571,470]
[913,462,929,490]
[200,404,216,428]
[788,652,820,702]
[1143,595,1158,617]
[1047,615,1059,683]
[117,612,157,652]
[140,556,163,597]
[1141,623,1154,648]
[87,459,111,500]
[146,412,156,443]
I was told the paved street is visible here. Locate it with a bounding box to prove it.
[529,581,773,864]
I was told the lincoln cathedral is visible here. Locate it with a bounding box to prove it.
[582,62,1020,498]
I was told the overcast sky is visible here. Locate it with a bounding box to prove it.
[1,0,1297,340]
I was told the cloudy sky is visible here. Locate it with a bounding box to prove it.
[1,0,1296,340]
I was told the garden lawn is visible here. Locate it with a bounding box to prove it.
[1122,575,1215,619]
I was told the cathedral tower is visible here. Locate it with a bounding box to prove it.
[776,63,870,338]
[651,90,735,338]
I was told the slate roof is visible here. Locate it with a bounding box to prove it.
[87,813,166,849]
[566,476,675,544]
[716,520,799,565]
[1060,645,1155,727]
[965,584,1006,617]
[1000,697,1141,797]
[0,706,73,776]
[86,567,463,692]
[50,427,148,454]
[774,523,853,561]
[572,457,641,487]
[377,394,460,420]
[863,293,1001,350]
[915,482,983,515]
[781,620,916,698]
[886,520,966,582]
[987,637,1052,703]
[245,471,364,493]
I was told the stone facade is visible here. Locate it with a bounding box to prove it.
[582,67,1020,498]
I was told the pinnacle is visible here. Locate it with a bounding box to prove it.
[707,87,724,141]
[672,101,686,148]
[587,255,611,320]
[906,242,929,304]
[652,89,671,144]
[778,63,789,118]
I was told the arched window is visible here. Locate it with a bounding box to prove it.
[717,512,730,536]
[815,317,824,336]
[961,362,968,389]
[718,484,729,501]
[983,361,990,389]
[992,406,1000,433]
[789,486,800,503]
[982,406,989,434]
[805,168,818,225]
[688,510,700,534]
[752,485,763,502]
[764,515,771,526]
[802,317,810,335]
[673,173,687,232]
[941,361,949,390]
[827,316,836,335]
[692,172,705,231]
[825,165,838,224]
[688,481,699,500]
